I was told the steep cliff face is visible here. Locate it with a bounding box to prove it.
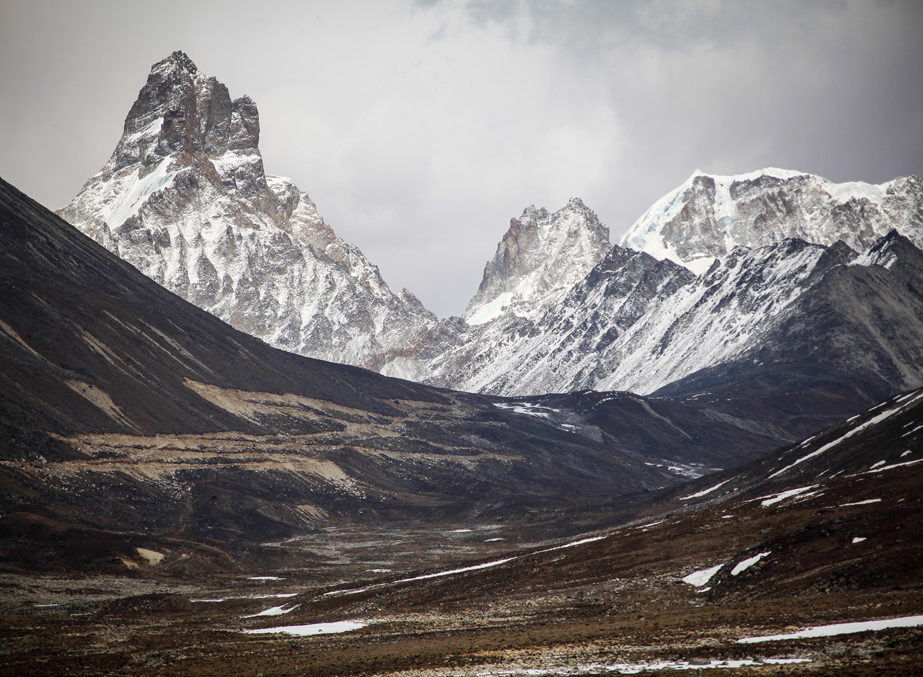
[464,198,610,324]
[620,169,923,274]
[59,51,435,370]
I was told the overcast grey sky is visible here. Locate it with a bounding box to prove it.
[2,0,921,317]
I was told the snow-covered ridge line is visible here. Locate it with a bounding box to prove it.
[619,168,922,273]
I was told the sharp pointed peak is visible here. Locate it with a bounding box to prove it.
[152,50,199,75]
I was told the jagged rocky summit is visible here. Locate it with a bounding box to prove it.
[464,198,610,325]
[60,51,434,371]
[411,172,923,404]
[620,168,923,274]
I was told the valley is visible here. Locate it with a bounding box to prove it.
[2,397,921,675]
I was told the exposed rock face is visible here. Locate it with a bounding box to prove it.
[464,198,610,324]
[59,51,435,370]
[620,168,923,274]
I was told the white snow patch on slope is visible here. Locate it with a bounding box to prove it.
[840,499,881,507]
[738,615,923,644]
[105,156,177,227]
[245,620,367,636]
[681,479,730,500]
[467,292,513,325]
[242,603,300,618]
[760,485,818,507]
[682,565,723,587]
[866,458,923,474]
[731,552,770,576]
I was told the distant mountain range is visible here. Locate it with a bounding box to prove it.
[60,52,923,422]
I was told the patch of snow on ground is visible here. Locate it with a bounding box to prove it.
[867,458,923,474]
[248,576,284,581]
[760,486,818,507]
[396,558,516,584]
[840,498,881,507]
[242,603,300,618]
[738,615,923,644]
[731,552,770,576]
[681,479,730,500]
[852,537,867,544]
[245,620,368,636]
[446,657,810,675]
[534,535,608,555]
[493,402,554,419]
[870,460,886,469]
[682,564,723,587]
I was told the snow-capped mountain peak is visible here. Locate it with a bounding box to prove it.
[620,168,922,274]
[464,197,610,325]
[59,52,435,371]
